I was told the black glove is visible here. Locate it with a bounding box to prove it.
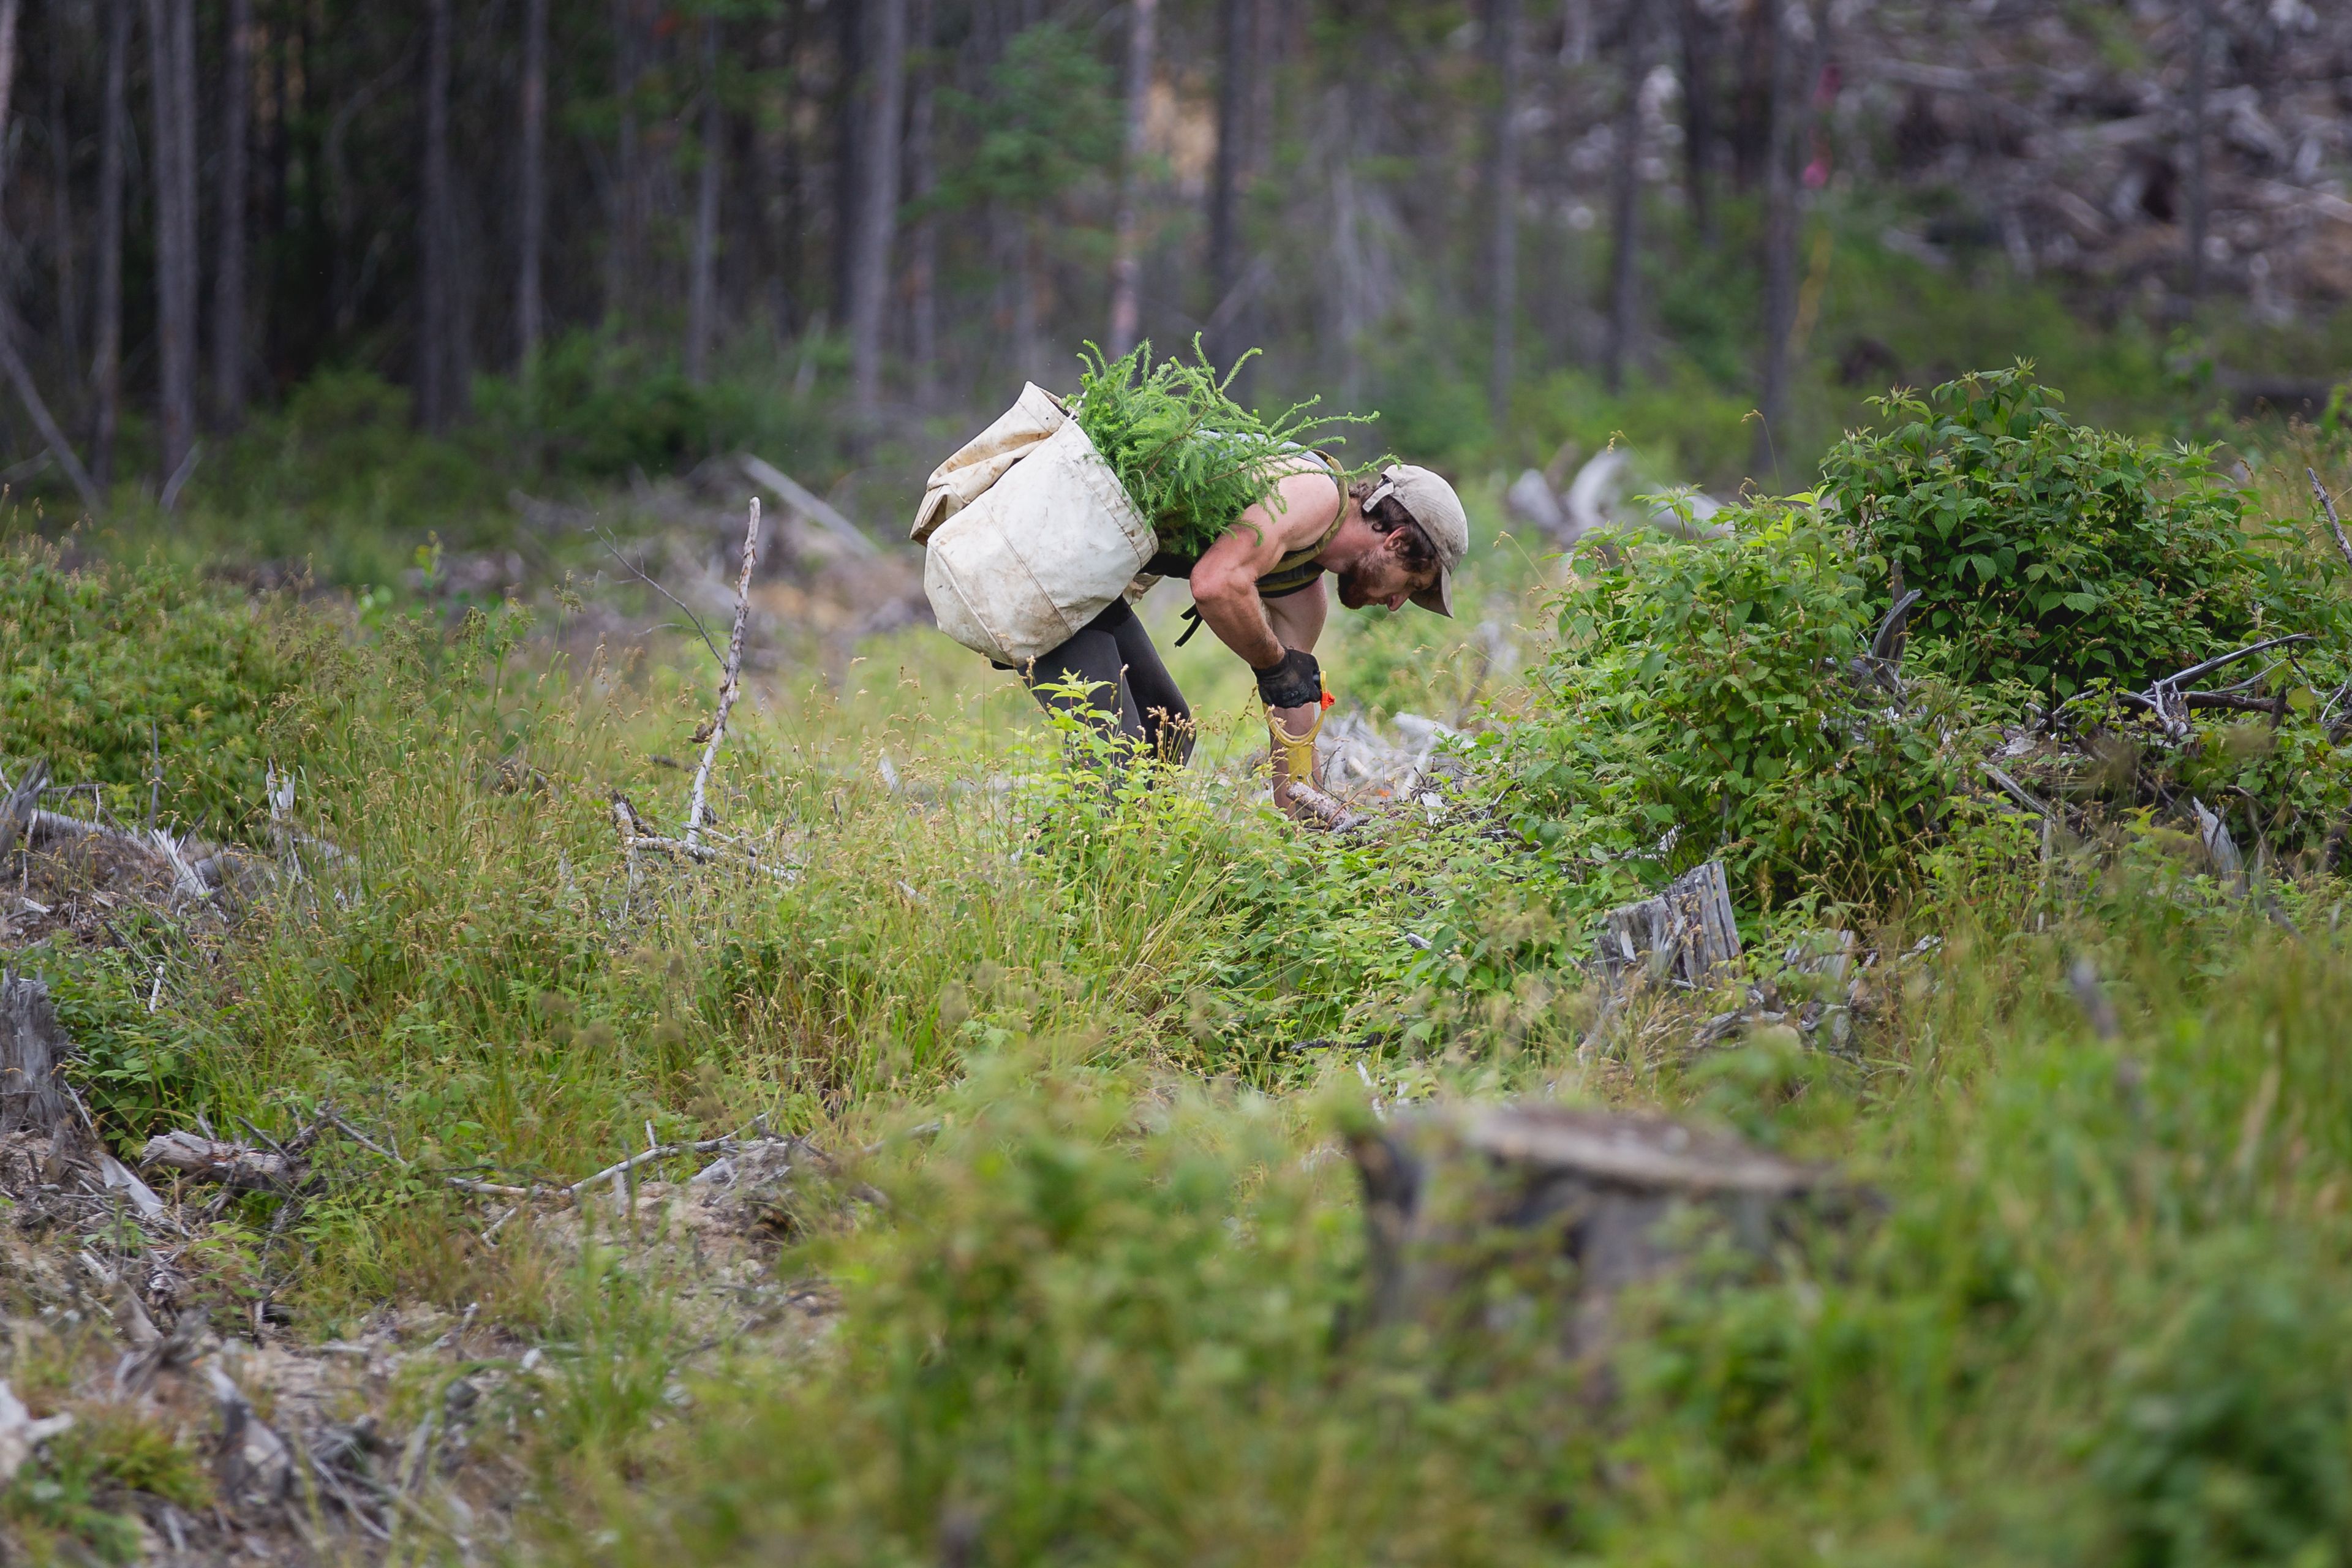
[1254,647,1322,710]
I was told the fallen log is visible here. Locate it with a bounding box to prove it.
[1282,780,1366,833]
[137,1129,300,1193]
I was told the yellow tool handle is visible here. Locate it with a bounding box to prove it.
[1267,703,1327,782]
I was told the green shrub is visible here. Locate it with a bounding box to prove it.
[1490,497,1981,907]
[5,1404,211,1565]
[0,538,347,829]
[2089,1245,2352,1568]
[586,1064,1593,1566]
[481,331,791,480]
[205,367,504,545]
[1820,365,2269,695]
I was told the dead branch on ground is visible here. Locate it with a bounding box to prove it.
[686,497,761,850]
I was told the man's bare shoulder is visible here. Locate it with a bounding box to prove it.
[1253,464,1345,551]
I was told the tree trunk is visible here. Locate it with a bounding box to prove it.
[213,0,250,425]
[829,0,861,330]
[763,6,801,343]
[516,0,547,367]
[606,0,641,326]
[263,11,290,379]
[2184,0,2209,296]
[1206,0,1248,358]
[47,23,76,379]
[170,0,197,435]
[1730,0,1769,190]
[846,0,905,422]
[1350,1099,1837,1362]
[1679,0,1714,246]
[1487,0,1521,432]
[0,975,77,1141]
[1559,0,1591,65]
[0,0,17,204]
[419,0,456,430]
[1752,0,1793,482]
[1106,0,1157,358]
[143,0,197,489]
[92,0,127,485]
[0,0,99,514]
[685,14,722,384]
[1602,2,1649,394]
[905,0,937,404]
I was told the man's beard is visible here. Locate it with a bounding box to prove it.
[1334,570,1375,609]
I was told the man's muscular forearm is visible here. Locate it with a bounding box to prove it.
[1189,567,1288,668]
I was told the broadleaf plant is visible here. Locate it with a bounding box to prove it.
[1487,498,1989,907]
[1819,363,2269,696]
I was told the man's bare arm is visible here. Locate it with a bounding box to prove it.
[1187,469,1343,669]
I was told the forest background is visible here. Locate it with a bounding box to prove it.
[0,0,2348,553]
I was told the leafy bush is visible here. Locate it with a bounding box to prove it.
[38,932,220,1135]
[2089,1245,2352,1568]
[591,1064,1593,1566]
[204,368,505,545]
[0,538,346,828]
[482,331,799,480]
[1490,497,1980,907]
[6,1404,211,1565]
[1820,365,2269,695]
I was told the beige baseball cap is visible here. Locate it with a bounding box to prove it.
[1364,463,1469,616]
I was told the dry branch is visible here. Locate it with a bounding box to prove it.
[1283,780,1365,832]
[1980,763,2051,818]
[296,1101,813,1208]
[137,1129,298,1192]
[741,453,875,557]
[2114,634,2316,742]
[608,791,794,880]
[2310,468,2352,571]
[686,497,760,851]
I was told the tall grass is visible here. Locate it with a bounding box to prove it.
[543,870,2352,1567]
[11,429,2352,1563]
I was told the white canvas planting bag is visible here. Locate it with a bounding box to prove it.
[914,385,1156,667]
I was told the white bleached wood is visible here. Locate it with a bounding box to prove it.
[686,499,760,850]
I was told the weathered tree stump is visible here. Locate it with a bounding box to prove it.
[1596,859,1741,989]
[0,758,47,862]
[1350,1101,1839,1356]
[0,973,76,1138]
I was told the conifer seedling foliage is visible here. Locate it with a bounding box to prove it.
[1072,337,1375,560]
